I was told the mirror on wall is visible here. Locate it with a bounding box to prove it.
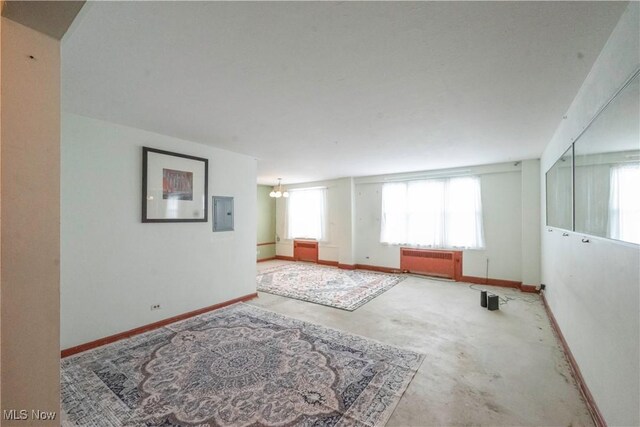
[574,73,639,244]
[546,146,573,230]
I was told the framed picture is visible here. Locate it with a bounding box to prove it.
[142,147,208,222]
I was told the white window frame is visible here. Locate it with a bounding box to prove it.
[285,187,328,241]
[380,176,485,249]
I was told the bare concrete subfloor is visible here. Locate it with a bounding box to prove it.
[253,260,593,427]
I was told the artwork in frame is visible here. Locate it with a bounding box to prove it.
[142,147,208,222]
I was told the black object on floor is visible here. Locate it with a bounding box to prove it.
[480,290,487,307]
[487,294,499,311]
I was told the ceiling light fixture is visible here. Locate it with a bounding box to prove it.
[269,178,289,198]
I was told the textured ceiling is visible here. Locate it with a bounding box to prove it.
[62,1,627,184]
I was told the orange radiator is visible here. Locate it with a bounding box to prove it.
[400,248,462,280]
[294,240,319,263]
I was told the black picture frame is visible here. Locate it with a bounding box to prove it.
[142,147,209,223]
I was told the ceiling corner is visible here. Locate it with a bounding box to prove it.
[2,0,85,40]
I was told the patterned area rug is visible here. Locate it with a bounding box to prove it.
[256,263,405,311]
[62,304,423,427]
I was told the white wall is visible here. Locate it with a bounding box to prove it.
[540,3,640,425]
[521,159,541,285]
[354,164,525,281]
[61,113,257,349]
[1,17,61,421]
[275,161,539,284]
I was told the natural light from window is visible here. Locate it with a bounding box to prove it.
[609,164,640,244]
[380,176,485,249]
[286,188,327,240]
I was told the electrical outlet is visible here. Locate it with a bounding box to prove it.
[150,304,161,311]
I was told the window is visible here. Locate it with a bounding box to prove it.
[286,188,327,240]
[608,164,640,244]
[380,176,485,249]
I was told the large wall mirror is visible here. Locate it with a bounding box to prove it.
[546,71,640,245]
[546,146,573,230]
[575,73,639,243]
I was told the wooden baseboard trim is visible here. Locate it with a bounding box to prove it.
[520,284,539,293]
[301,259,356,270]
[354,263,403,274]
[541,293,606,427]
[460,276,541,293]
[275,258,538,294]
[61,293,259,358]
[257,257,276,263]
[460,275,521,289]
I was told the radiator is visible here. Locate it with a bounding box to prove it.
[400,248,461,280]
[294,240,318,263]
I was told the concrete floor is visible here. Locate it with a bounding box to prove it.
[253,260,593,427]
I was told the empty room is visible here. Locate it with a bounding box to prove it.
[1,1,639,426]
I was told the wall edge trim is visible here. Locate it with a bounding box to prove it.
[354,263,403,274]
[541,293,607,427]
[520,284,540,293]
[459,275,521,289]
[272,258,536,293]
[300,259,356,270]
[61,293,258,358]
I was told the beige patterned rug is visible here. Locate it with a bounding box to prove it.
[62,303,423,426]
[257,263,405,310]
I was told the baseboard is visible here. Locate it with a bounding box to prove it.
[257,257,276,263]
[274,258,536,293]
[354,263,403,274]
[459,275,521,289]
[288,258,356,271]
[520,284,539,293]
[61,293,259,358]
[541,293,606,427]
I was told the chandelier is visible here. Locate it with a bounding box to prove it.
[269,178,289,198]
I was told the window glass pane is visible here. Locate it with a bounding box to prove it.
[446,177,485,248]
[609,165,640,243]
[286,188,326,240]
[380,176,484,249]
[380,183,408,244]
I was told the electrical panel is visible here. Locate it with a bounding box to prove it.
[213,196,234,232]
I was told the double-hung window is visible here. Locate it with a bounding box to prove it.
[380,176,484,249]
[286,188,327,240]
